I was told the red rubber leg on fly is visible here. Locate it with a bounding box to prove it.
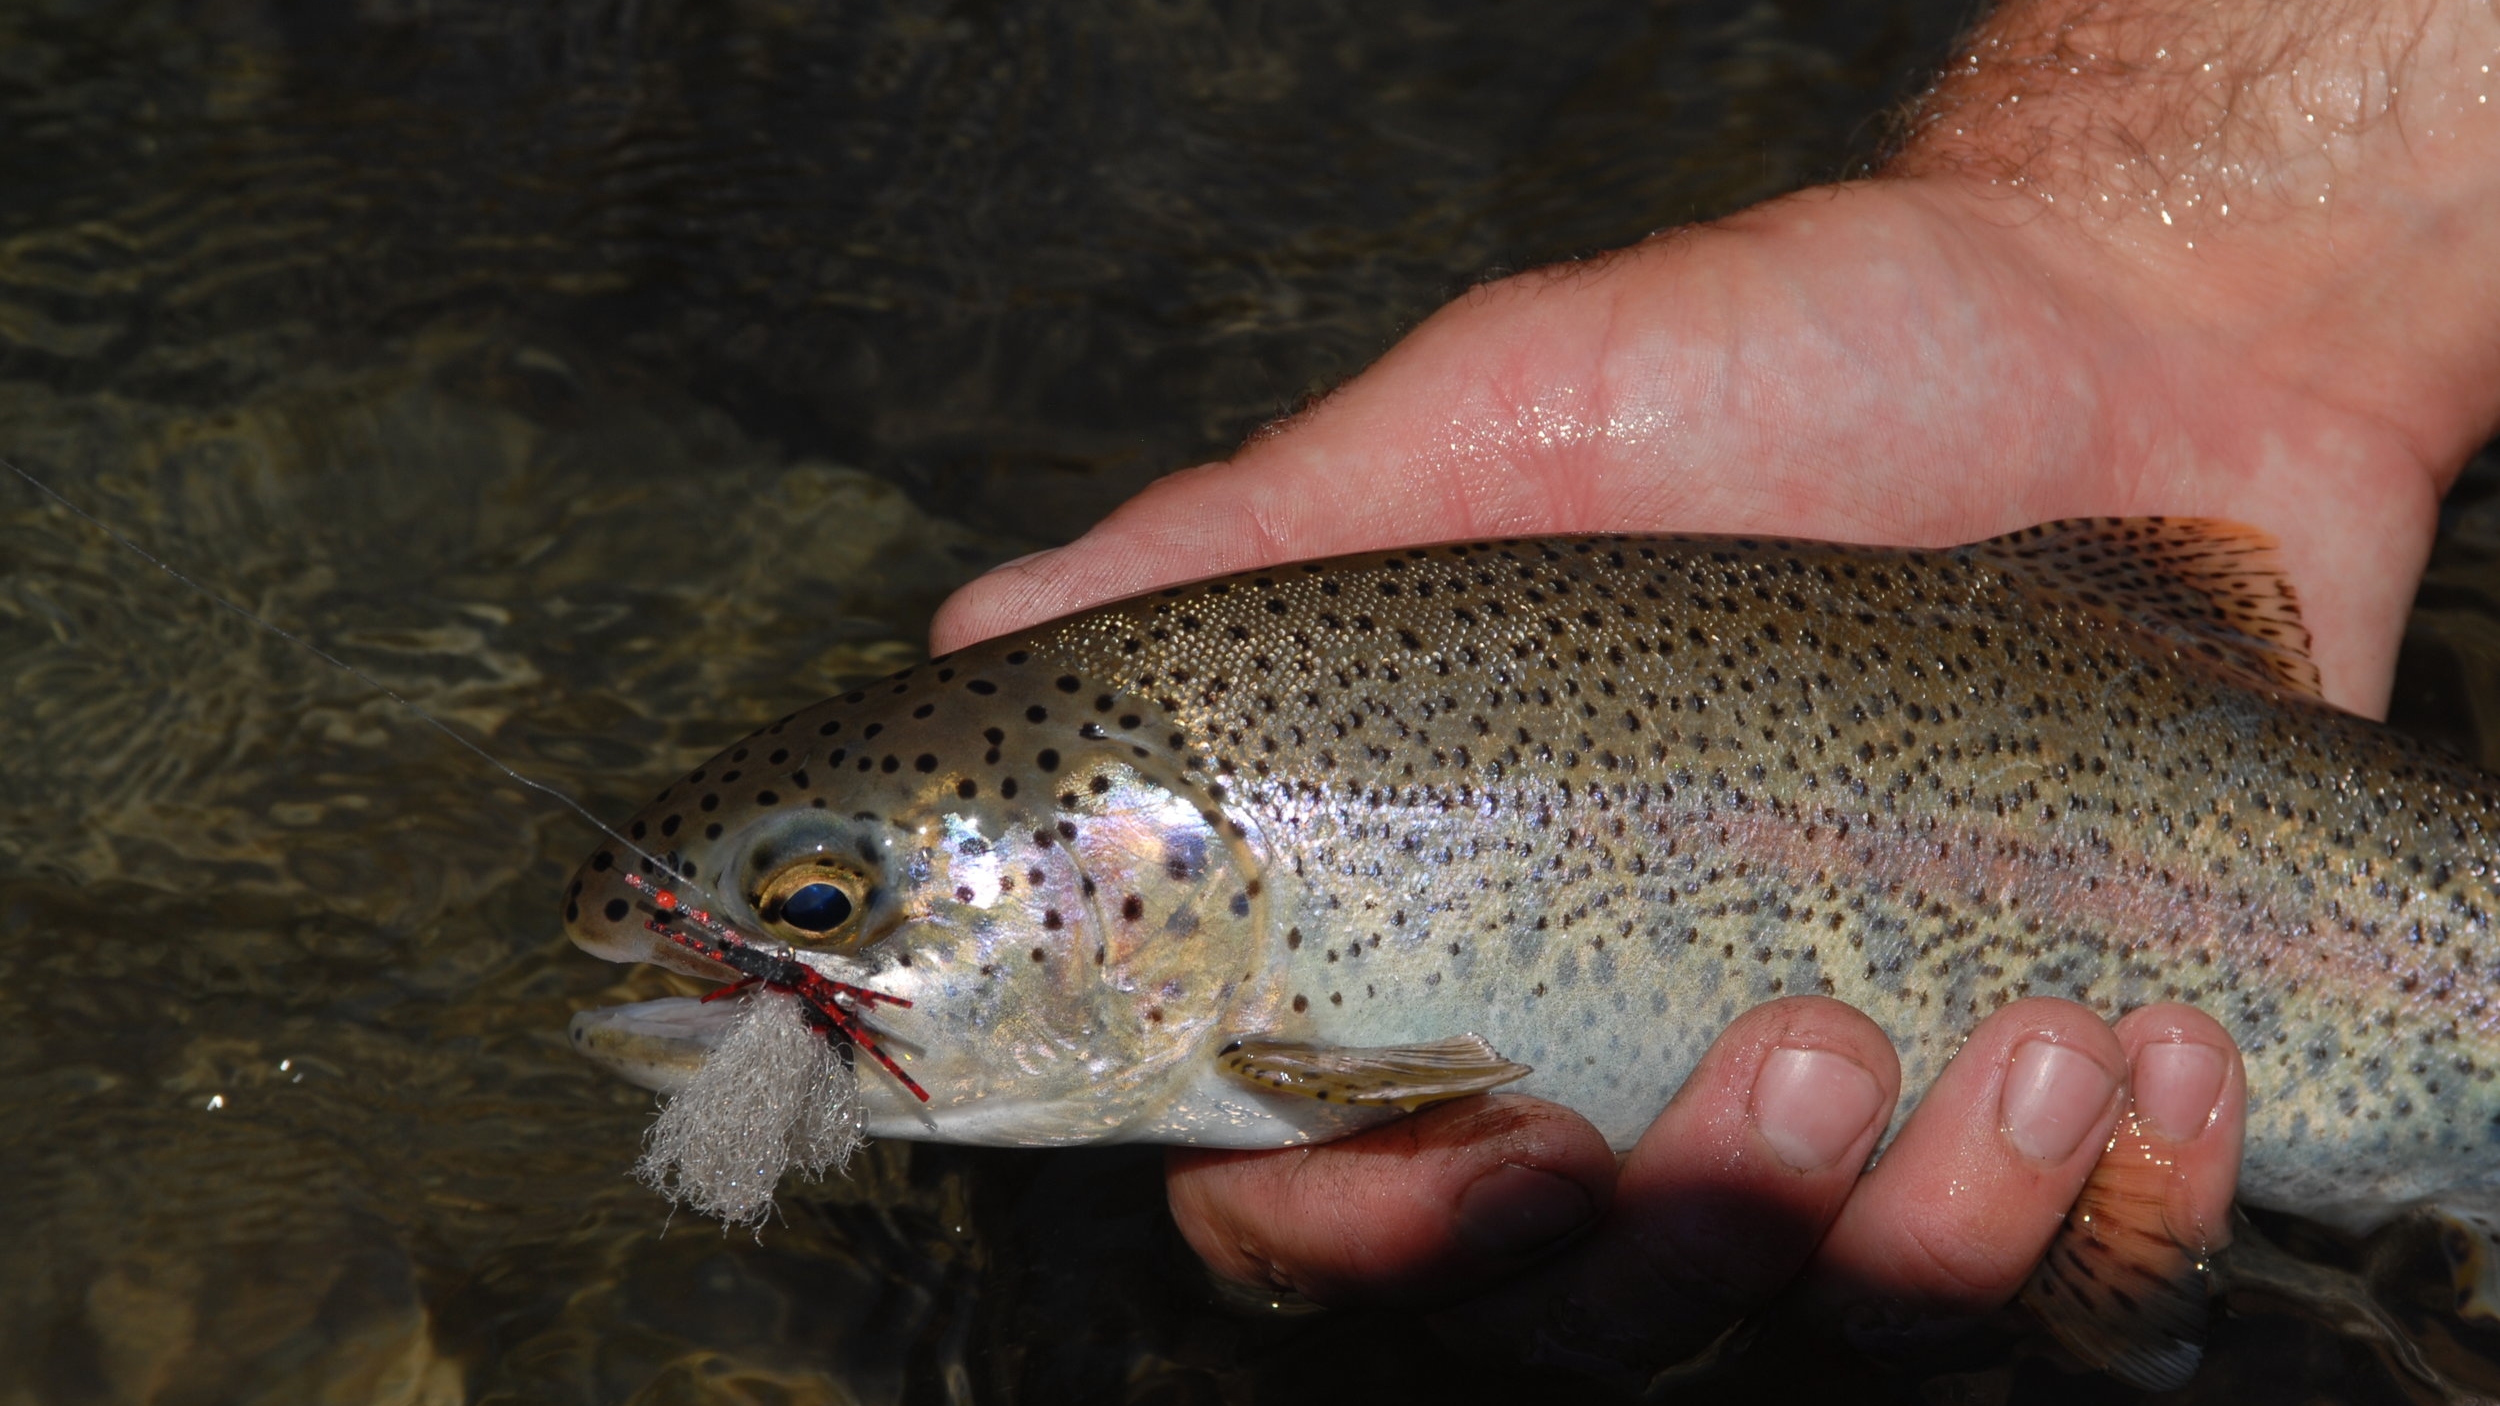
[621,872,930,1102]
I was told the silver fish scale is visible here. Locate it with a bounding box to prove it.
[1011,534,2500,1219]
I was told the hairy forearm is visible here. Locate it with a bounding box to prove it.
[1891,0,2500,476]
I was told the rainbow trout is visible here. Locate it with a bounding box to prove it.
[564,519,2500,1381]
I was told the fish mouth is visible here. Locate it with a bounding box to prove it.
[567,874,942,1116]
[568,995,728,1095]
[568,986,942,1136]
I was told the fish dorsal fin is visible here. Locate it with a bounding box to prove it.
[1972,518,2322,700]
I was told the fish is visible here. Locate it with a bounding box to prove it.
[562,518,2500,1387]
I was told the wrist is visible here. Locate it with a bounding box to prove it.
[1887,0,2500,481]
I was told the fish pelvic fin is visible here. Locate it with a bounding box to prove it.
[2019,1108,2217,1391]
[1973,517,2323,701]
[1216,1033,1531,1110]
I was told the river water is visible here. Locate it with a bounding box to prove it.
[2,3,2493,1402]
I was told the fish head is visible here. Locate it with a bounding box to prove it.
[563,652,1271,1144]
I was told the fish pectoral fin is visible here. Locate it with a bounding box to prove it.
[1973,517,2324,701]
[2018,1109,2213,1391]
[1216,1034,1531,1110]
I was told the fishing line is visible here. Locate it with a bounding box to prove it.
[8,454,922,1219]
[1,454,725,911]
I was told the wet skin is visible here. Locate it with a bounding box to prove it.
[930,0,2500,1365]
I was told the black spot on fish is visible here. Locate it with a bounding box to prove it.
[756,791,779,805]
[916,754,938,772]
[958,779,980,799]
[604,899,629,922]
[1056,675,1081,692]
[1292,994,1308,1012]
[1037,749,1060,771]
[1122,894,1144,921]
[705,823,723,840]
[592,851,614,871]
[660,815,681,837]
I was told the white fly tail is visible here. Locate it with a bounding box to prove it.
[634,990,863,1228]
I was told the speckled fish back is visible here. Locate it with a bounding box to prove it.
[992,528,2500,1221]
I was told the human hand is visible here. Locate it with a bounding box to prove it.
[929,0,2496,1378]
[1166,999,2244,1381]
[935,6,2500,719]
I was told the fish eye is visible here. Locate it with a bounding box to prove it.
[781,882,851,931]
[756,860,870,945]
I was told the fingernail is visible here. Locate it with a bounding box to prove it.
[2000,1041,2116,1163]
[1453,1163,1596,1258]
[2134,1041,2228,1141]
[991,547,1060,572]
[1751,1046,1885,1171]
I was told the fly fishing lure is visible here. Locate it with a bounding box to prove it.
[5,454,906,1225]
[618,873,928,1226]
[622,871,926,1101]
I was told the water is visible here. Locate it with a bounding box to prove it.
[1,3,2490,1402]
